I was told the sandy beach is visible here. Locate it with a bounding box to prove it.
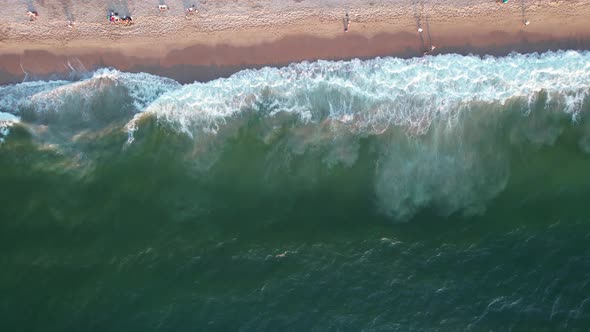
[1,0,590,84]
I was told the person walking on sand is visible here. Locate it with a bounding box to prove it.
[344,12,350,32]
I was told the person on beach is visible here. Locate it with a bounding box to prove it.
[27,10,38,21]
[108,11,120,23]
[107,11,132,25]
[122,16,133,25]
[185,5,197,18]
[344,12,350,32]
[158,4,169,12]
[423,45,437,56]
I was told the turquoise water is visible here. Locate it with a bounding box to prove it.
[1,51,590,331]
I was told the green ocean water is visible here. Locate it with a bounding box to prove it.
[2,53,590,331]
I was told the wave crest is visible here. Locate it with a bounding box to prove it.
[143,51,590,137]
[3,52,590,221]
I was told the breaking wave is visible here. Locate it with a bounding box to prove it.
[1,51,590,220]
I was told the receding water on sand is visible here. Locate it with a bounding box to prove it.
[1,51,590,331]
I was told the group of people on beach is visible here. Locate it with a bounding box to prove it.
[105,3,198,24]
[23,1,529,58]
[25,3,199,26]
[108,12,134,25]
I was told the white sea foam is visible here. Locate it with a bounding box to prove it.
[136,51,590,220]
[27,69,181,115]
[142,51,590,137]
[0,80,70,113]
[0,112,19,122]
[3,51,590,220]
[0,111,19,143]
[0,69,180,117]
[91,69,181,110]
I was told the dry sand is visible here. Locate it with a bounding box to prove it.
[1,0,590,84]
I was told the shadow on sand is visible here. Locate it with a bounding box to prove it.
[60,0,74,22]
[108,0,131,17]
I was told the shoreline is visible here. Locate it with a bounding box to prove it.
[1,0,590,85]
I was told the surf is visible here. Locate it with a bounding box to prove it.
[1,51,590,221]
[4,50,590,332]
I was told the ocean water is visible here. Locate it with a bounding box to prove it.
[1,51,590,331]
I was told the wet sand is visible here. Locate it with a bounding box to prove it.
[1,0,590,84]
